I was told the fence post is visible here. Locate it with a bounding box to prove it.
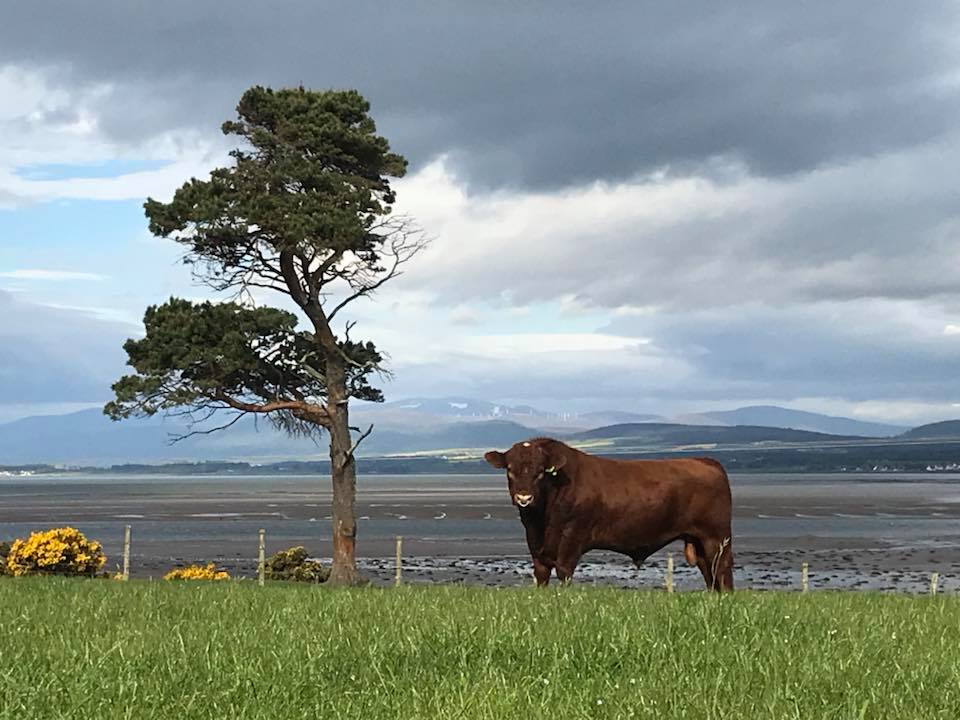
[395,536,403,587]
[930,572,940,596]
[122,524,131,581]
[666,552,674,593]
[801,562,809,593]
[258,528,265,587]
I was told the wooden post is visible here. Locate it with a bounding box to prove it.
[801,562,809,593]
[395,536,403,587]
[121,525,131,581]
[666,552,674,593]
[258,529,265,587]
[930,572,940,596]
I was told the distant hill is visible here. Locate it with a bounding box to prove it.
[356,397,907,437]
[571,422,860,447]
[364,420,535,456]
[354,396,663,432]
[664,413,728,427]
[699,406,905,438]
[377,397,513,417]
[0,408,541,465]
[0,396,932,466]
[353,396,577,431]
[0,408,321,465]
[899,420,960,440]
[578,410,663,425]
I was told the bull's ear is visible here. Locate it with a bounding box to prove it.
[484,450,507,469]
[543,445,568,477]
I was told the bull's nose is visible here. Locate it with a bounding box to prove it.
[515,493,534,507]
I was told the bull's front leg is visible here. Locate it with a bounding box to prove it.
[532,557,552,586]
[540,523,582,585]
[522,513,553,586]
[553,531,584,586]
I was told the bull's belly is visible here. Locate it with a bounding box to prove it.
[588,537,671,563]
[588,519,680,553]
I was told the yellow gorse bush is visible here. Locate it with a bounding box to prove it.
[5,527,106,577]
[163,563,230,581]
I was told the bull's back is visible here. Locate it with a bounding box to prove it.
[578,456,731,535]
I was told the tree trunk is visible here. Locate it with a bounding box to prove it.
[325,362,361,586]
[299,294,362,586]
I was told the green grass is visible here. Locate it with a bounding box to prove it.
[1,579,958,719]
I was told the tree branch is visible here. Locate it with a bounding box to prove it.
[346,423,374,460]
[278,250,309,307]
[213,391,315,417]
[168,411,247,444]
[326,221,429,322]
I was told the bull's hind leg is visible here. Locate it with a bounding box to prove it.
[692,541,714,590]
[694,536,734,592]
[714,537,734,591]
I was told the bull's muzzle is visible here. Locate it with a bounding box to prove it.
[515,493,534,507]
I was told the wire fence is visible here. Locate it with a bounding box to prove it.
[100,525,949,595]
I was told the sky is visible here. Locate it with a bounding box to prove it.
[2,2,960,425]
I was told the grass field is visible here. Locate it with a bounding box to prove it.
[1,579,958,719]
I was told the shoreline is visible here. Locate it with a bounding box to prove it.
[124,547,959,594]
[4,471,960,593]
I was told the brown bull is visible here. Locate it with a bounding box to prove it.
[484,438,734,591]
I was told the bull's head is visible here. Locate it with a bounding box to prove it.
[484,439,567,509]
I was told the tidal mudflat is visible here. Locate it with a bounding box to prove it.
[2,472,959,591]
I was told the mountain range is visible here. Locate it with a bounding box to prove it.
[0,396,948,467]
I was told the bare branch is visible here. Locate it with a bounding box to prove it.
[344,320,357,341]
[168,411,246,444]
[346,423,374,460]
[326,220,430,322]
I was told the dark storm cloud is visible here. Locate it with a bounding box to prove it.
[406,131,960,311]
[1,2,958,188]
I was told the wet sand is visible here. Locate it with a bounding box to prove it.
[2,472,960,592]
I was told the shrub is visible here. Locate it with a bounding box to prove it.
[164,563,230,581]
[265,546,329,583]
[0,541,10,576]
[5,527,106,577]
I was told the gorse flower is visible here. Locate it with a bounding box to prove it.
[163,563,230,581]
[5,527,106,577]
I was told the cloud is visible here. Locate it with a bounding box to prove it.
[0,289,133,407]
[0,65,225,207]
[2,4,960,428]
[601,298,960,405]
[458,333,649,358]
[0,269,107,281]
[0,3,958,189]
[394,143,960,311]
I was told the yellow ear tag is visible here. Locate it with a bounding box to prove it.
[546,466,557,475]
